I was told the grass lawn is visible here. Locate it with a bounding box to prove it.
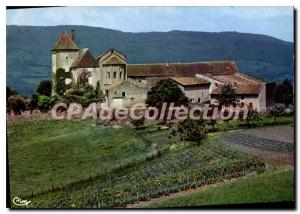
[144,168,294,208]
[215,115,294,131]
[7,119,180,197]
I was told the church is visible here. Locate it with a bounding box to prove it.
[51,30,268,111]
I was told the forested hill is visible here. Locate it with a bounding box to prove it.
[7,25,294,96]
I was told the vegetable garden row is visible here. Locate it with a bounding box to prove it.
[24,141,265,208]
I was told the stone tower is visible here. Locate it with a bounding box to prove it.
[51,30,79,95]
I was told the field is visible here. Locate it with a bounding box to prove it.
[7,120,179,197]
[7,117,294,208]
[144,167,294,208]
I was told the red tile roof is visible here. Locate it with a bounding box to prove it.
[207,73,264,84]
[127,61,238,77]
[70,49,98,68]
[211,84,262,95]
[52,31,79,51]
[170,77,210,86]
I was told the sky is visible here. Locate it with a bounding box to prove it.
[6,6,294,42]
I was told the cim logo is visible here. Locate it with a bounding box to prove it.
[12,197,31,207]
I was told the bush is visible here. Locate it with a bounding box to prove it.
[63,87,97,106]
[37,80,52,96]
[269,105,286,122]
[38,95,51,112]
[177,118,207,142]
[130,117,145,130]
[8,94,26,115]
[26,93,39,112]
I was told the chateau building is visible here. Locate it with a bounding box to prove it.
[51,30,268,111]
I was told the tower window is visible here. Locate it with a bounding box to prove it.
[122,92,125,98]
[107,72,110,79]
[120,71,122,79]
[113,72,117,79]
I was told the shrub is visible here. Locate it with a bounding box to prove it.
[8,94,26,115]
[245,109,261,127]
[130,117,145,130]
[63,87,97,106]
[269,105,286,122]
[37,80,52,96]
[26,93,39,112]
[38,95,51,112]
[177,118,207,143]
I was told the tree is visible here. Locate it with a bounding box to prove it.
[73,68,90,90]
[6,86,18,100]
[8,94,26,115]
[216,84,239,107]
[146,79,189,122]
[95,81,105,102]
[37,80,52,96]
[275,79,293,106]
[55,68,72,96]
[177,118,207,143]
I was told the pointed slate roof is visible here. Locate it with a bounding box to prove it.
[70,49,98,68]
[51,31,79,51]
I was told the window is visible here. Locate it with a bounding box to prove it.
[107,72,110,79]
[241,95,244,100]
[113,72,117,79]
[120,71,122,79]
[122,92,125,98]
[114,91,117,95]
[198,98,201,103]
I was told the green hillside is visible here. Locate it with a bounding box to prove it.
[7,25,294,96]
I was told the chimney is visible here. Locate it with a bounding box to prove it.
[71,29,76,43]
[166,61,169,66]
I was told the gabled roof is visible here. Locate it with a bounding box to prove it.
[70,49,98,68]
[52,31,79,51]
[170,77,210,86]
[211,84,263,95]
[127,61,238,77]
[97,49,126,62]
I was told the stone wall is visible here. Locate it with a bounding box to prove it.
[177,84,210,103]
[107,81,147,108]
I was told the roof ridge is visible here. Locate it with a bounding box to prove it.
[128,60,236,66]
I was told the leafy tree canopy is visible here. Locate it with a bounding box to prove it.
[275,79,293,106]
[146,79,188,107]
[37,80,52,96]
[216,84,239,106]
